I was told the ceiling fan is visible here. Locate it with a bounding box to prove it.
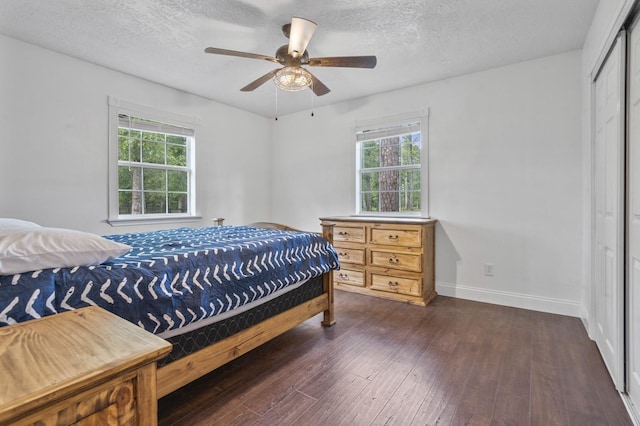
[204,17,377,96]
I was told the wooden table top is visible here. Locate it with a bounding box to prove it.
[0,306,172,423]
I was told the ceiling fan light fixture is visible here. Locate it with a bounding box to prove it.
[274,67,312,92]
[288,17,317,58]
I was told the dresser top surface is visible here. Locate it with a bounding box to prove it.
[320,216,437,225]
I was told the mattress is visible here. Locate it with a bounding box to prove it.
[0,226,339,336]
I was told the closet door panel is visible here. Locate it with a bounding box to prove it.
[593,33,625,390]
[627,20,640,410]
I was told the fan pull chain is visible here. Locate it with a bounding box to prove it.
[310,82,315,117]
[274,85,279,121]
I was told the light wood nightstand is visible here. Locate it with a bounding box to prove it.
[0,306,172,425]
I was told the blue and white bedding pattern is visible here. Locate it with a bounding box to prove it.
[0,226,339,335]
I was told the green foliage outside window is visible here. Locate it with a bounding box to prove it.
[117,125,190,215]
[360,132,421,213]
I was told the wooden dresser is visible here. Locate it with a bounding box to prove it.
[0,306,172,426]
[320,216,436,306]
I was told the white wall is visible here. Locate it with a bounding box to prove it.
[580,0,635,332]
[0,32,587,317]
[272,51,583,316]
[0,34,272,234]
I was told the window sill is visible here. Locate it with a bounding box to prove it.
[107,215,202,227]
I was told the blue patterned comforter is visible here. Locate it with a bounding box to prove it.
[0,226,339,335]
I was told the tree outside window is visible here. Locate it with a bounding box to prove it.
[357,120,422,214]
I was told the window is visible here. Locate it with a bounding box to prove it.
[356,118,424,215]
[108,98,197,225]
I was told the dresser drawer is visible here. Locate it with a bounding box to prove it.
[335,247,365,265]
[370,250,422,272]
[370,274,422,296]
[335,269,365,287]
[370,228,421,247]
[334,225,366,243]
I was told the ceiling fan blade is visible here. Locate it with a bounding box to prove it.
[205,47,279,64]
[307,56,377,69]
[288,17,317,59]
[307,71,331,96]
[240,69,280,92]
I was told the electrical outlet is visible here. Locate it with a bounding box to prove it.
[484,263,494,277]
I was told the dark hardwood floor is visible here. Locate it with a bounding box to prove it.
[158,290,632,425]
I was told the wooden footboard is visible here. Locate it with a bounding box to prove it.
[157,293,329,397]
[156,221,336,398]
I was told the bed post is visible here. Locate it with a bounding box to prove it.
[321,220,336,326]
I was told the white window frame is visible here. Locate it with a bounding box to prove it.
[107,97,199,226]
[355,111,429,216]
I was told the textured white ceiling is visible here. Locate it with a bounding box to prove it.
[0,0,598,117]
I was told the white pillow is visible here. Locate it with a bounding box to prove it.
[0,227,131,275]
[0,218,41,234]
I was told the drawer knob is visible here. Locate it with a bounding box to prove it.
[389,257,400,264]
[339,273,350,280]
[339,231,349,236]
[388,235,399,240]
[388,281,399,287]
[339,252,348,257]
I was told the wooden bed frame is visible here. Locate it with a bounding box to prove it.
[155,221,336,398]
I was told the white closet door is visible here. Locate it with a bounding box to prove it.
[593,32,625,390]
[628,20,640,409]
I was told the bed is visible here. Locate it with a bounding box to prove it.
[0,220,338,398]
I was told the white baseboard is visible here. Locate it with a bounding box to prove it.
[436,281,581,317]
[580,306,593,339]
[622,393,640,426]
